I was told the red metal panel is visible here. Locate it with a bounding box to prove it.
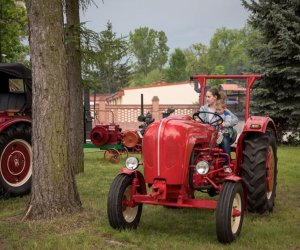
[143,115,215,185]
[133,194,217,209]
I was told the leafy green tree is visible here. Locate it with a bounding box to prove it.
[129,69,165,87]
[209,65,225,87]
[207,27,253,74]
[242,0,300,138]
[129,27,169,76]
[0,0,28,63]
[166,48,188,82]
[184,43,210,75]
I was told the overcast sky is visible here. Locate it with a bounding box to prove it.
[80,0,250,52]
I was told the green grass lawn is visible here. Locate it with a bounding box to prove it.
[1,147,300,250]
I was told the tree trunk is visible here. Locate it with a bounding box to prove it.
[26,0,81,219]
[65,0,84,174]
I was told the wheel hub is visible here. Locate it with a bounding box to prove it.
[8,151,26,175]
[231,193,242,234]
[122,185,139,223]
[0,139,32,186]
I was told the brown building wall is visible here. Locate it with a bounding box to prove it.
[91,97,199,131]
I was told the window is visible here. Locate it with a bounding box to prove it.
[9,79,25,93]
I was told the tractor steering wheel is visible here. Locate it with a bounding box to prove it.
[193,111,224,126]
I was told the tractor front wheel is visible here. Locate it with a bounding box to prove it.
[104,148,121,164]
[216,182,245,243]
[0,125,32,196]
[107,174,143,229]
[241,129,277,213]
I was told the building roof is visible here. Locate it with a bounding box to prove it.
[219,84,246,91]
[122,80,192,91]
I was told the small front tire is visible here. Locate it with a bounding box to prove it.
[216,182,245,243]
[107,174,143,229]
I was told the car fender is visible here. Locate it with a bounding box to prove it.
[0,117,32,134]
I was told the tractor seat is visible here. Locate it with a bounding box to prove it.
[229,128,238,145]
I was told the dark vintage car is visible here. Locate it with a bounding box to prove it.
[0,63,32,196]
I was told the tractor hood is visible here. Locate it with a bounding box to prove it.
[142,115,216,185]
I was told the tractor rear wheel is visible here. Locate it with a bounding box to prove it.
[241,129,277,213]
[0,124,32,196]
[107,174,143,229]
[216,181,245,243]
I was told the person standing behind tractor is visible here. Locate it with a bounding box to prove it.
[215,99,239,172]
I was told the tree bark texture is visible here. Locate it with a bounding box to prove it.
[65,0,84,174]
[26,0,81,219]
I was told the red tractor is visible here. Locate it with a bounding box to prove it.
[0,63,32,196]
[107,75,277,243]
[90,123,128,163]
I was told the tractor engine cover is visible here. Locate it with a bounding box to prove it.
[90,125,121,146]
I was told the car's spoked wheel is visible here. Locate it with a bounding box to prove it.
[107,174,143,229]
[216,182,245,243]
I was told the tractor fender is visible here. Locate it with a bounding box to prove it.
[236,116,277,162]
[241,116,277,137]
[223,176,248,208]
[0,118,31,134]
[118,169,147,194]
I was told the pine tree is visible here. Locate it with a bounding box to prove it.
[242,0,300,140]
[95,22,131,94]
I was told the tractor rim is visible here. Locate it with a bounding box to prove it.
[104,148,121,164]
[122,185,138,223]
[0,139,32,187]
[231,193,242,234]
[266,146,275,199]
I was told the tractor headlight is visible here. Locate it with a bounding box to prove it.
[195,161,210,175]
[125,157,139,170]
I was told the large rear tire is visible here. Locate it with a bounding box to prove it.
[216,182,245,243]
[0,124,32,196]
[241,129,277,213]
[107,174,143,229]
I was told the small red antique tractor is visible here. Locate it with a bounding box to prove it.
[0,63,32,196]
[107,75,278,243]
[90,122,128,164]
